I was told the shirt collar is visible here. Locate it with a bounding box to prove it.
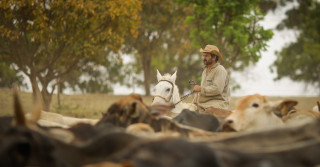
[203,62,220,70]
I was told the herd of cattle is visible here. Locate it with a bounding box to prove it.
[0,87,320,167]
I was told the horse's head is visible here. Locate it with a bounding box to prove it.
[152,70,180,106]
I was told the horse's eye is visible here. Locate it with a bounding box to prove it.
[166,88,170,92]
[252,103,259,108]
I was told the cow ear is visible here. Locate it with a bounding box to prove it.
[269,100,298,117]
[279,100,298,116]
[157,69,162,82]
[170,71,177,83]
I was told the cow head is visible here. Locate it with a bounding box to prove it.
[282,109,320,126]
[98,94,149,126]
[222,94,297,132]
[98,94,173,128]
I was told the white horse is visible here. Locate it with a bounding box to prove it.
[152,70,197,117]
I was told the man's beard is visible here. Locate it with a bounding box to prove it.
[203,59,213,65]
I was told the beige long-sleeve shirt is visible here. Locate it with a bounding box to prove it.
[198,63,230,110]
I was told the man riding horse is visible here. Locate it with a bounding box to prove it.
[193,45,230,111]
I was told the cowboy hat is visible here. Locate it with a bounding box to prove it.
[200,45,223,61]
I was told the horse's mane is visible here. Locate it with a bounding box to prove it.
[161,74,172,80]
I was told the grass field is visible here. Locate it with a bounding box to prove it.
[0,88,319,119]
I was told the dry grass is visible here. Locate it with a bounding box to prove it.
[0,88,318,119]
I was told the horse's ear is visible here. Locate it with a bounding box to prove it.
[157,69,162,81]
[170,71,177,83]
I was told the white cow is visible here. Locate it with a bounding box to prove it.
[24,103,98,128]
[222,94,297,132]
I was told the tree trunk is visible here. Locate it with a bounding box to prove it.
[29,74,45,108]
[142,55,151,96]
[318,73,320,96]
[41,88,52,112]
[57,79,61,107]
[29,74,53,111]
[40,81,53,112]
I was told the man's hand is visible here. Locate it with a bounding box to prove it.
[193,85,201,92]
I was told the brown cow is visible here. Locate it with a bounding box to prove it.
[5,87,320,167]
[95,94,233,140]
[0,88,143,166]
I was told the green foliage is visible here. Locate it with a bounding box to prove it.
[0,62,26,88]
[122,0,275,94]
[272,0,320,92]
[122,0,199,95]
[61,53,125,94]
[258,0,294,13]
[178,0,273,71]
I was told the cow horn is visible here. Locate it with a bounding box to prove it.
[13,84,27,126]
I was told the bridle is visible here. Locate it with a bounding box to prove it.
[153,80,175,104]
[153,79,198,107]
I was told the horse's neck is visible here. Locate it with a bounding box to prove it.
[170,85,197,113]
[170,85,183,113]
[171,85,180,102]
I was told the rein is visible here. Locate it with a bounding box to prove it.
[173,91,195,106]
[173,79,199,106]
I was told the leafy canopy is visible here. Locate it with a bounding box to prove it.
[272,0,320,92]
[179,0,273,71]
[122,0,198,95]
[0,0,141,87]
[0,0,141,110]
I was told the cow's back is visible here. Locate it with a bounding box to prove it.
[173,109,220,132]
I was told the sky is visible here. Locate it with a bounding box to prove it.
[230,4,319,97]
[114,4,319,97]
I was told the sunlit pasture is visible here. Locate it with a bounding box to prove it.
[0,88,318,119]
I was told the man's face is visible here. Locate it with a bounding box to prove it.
[203,53,214,65]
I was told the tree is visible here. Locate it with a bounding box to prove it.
[56,52,126,94]
[0,0,141,111]
[271,0,320,94]
[151,26,201,94]
[179,0,273,71]
[122,0,198,95]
